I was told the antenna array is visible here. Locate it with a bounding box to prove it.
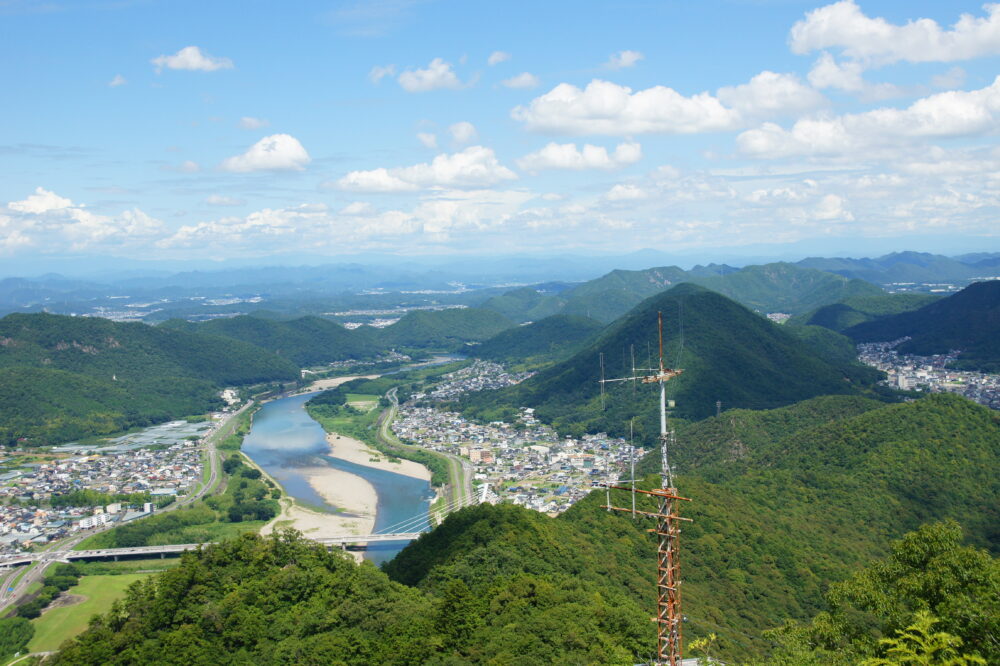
[598,312,691,666]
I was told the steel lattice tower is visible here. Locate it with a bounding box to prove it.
[600,312,690,666]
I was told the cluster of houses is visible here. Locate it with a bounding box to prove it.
[422,360,535,401]
[0,439,203,555]
[858,340,1000,409]
[395,404,641,515]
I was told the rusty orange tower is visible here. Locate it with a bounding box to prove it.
[600,312,690,666]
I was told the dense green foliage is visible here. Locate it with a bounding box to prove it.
[791,292,940,332]
[162,314,381,366]
[0,312,298,445]
[473,314,603,366]
[49,490,154,509]
[0,617,34,660]
[460,284,882,437]
[761,521,999,664]
[845,281,1000,371]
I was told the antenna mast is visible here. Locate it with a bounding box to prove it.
[599,311,690,666]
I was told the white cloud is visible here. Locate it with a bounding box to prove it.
[813,193,854,221]
[790,1,1000,65]
[604,50,644,69]
[220,134,311,172]
[807,52,904,99]
[178,160,200,173]
[738,76,1000,158]
[8,187,73,214]
[340,201,375,216]
[449,121,478,144]
[108,74,126,87]
[488,51,511,66]
[717,70,827,117]
[205,195,245,206]
[517,141,642,171]
[605,184,648,201]
[512,79,741,135]
[333,146,517,192]
[417,132,438,149]
[397,58,464,92]
[239,116,269,130]
[369,64,397,84]
[501,72,540,89]
[151,46,234,73]
[4,188,163,253]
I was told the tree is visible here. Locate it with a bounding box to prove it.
[860,612,986,666]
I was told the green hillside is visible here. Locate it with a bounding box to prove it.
[0,312,298,445]
[163,314,381,366]
[375,307,515,349]
[473,314,603,366]
[792,292,941,332]
[460,284,882,437]
[479,286,566,323]
[692,262,883,315]
[798,251,985,283]
[844,281,1000,371]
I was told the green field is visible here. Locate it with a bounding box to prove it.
[27,574,146,653]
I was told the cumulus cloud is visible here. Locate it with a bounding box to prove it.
[517,141,642,171]
[604,50,644,69]
[501,72,540,89]
[488,51,511,66]
[4,187,163,253]
[449,121,478,144]
[738,76,1000,158]
[398,58,465,92]
[332,146,517,192]
[108,74,126,87]
[220,134,311,172]
[790,1,1000,65]
[605,184,648,201]
[807,52,904,99]
[417,132,438,149]
[239,116,269,130]
[178,160,201,173]
[512,79,740,135]
[369,64,397,84]
[716,71,827,117]
[151,46,233,73]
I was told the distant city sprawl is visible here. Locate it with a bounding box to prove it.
[859,339,1000,410]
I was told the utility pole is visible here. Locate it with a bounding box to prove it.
[599,312,691,666]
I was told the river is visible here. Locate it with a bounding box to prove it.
[241,392,433,565]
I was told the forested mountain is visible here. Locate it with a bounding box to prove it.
[52,394,998,664]
[844,280,1000,371]
[161,314,381,366]
[796,250,994,284]
[473,314,603,366]
[481,262,884,324]
[374,307,515,349]
[790,292,940,332]
[460,284,882,436]
[0,312,298,445]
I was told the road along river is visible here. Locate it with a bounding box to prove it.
[241,392,433,565]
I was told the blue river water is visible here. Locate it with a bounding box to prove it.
[241,392,433,565]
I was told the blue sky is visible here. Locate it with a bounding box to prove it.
[3,0,1000,270]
